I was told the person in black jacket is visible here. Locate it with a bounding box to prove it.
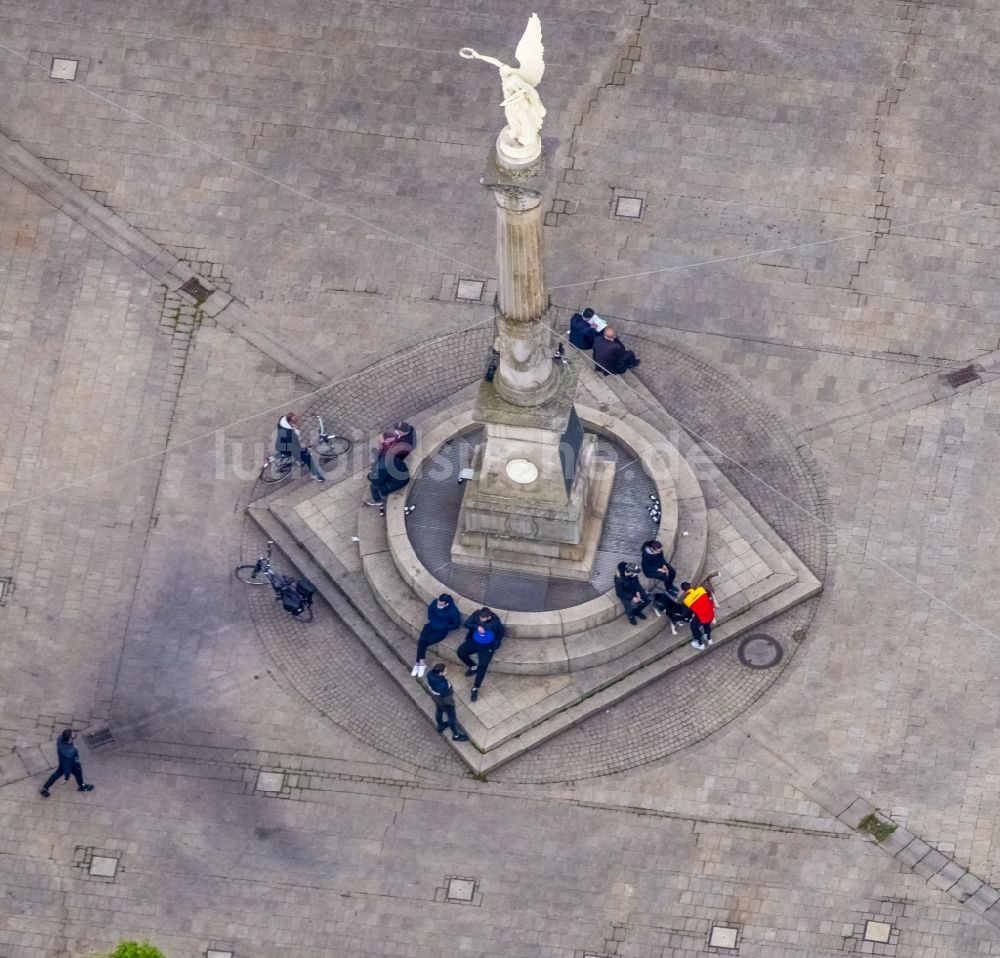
[39,729,94,797]
[411,594,462,677]
[456,608,505,701]
[640,539,678,595]
[568,312,598,350]
[364,450,410,512]
[426,664,468,741]
[614,561,651,625]
[593,327,640,376]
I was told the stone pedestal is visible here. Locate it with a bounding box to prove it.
[452,368,615,579]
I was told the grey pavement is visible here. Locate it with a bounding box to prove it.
[3,0,1000,955]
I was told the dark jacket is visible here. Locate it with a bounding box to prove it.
[426,597,461,633]
[641,548,672,578]
[56,737,80,775]
[464,610,505,648]
[426,671,453,699]
[569,313,597,350]
[614,571,647,606]
[593,334,631,375]
[370,452,410,497]
[275,416,304,458]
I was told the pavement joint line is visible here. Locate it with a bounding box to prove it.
[85,738,859,838]
[739,723,1000,925]
[0,129,329,387]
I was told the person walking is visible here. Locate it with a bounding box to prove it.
[426,664,468,741]
[614,562,651,625]
[456,608,505,702]
[592,326,640,376]
[275,412,325,481]
[39,729,94,797]
[640,539,678,595]
[411,594,462,677]
[680,571,719,650]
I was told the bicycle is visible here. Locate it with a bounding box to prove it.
[259,414,352,485]
[235,540,316,621]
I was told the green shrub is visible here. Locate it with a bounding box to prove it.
[107,942,167,958]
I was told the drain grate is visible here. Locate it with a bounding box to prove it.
[82,728,115,750]
[0,576,12,606]
[944,365,979,389]
[179,276,211,303]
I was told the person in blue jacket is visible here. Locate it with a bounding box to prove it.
[411,594,462,678]
[568,311,598,350]
[39,729,94,797]
[456,608,506,702]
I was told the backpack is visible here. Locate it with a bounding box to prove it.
[295,578,316,605]
[279,586,305,615]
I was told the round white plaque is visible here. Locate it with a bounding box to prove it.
[505,458,539,484]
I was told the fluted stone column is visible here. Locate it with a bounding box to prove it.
[489,182,557,407]
[450,145,615,580]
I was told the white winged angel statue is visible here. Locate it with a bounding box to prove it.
[461,14,546,162]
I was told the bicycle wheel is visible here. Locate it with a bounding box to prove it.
[315,435,352,460]
[260,456,294,484]
[235,564,269,585]
[296,602,314,623]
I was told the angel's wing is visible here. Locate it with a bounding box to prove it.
[513,13,544,86]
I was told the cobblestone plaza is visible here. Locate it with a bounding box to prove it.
[3,0,1000,955]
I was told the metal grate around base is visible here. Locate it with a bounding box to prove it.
[405,430,659,611]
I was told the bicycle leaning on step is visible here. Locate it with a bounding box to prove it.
[235,540,316,621]
[259,413,352,485]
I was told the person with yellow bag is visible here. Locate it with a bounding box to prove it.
[679,571,719,651]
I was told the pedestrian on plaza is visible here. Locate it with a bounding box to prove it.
[568,312,598,351]
[411,594,463,677]
[614,561,651,625]
[640,539,678,595]
[426,664,469,742]
[592,326,640,376]
[275,412,325,481]
[456,607,505,702]
[680,571,719,650]
[39,729,94,798]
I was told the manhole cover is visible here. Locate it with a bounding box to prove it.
[737,634,783,670]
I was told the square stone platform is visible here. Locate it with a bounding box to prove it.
[247,371,821,775]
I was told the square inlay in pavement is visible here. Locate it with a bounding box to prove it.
[709,925,739,948]
[255,771,283,792]
[50,57,78,80]
[864,920,893,943]
[89,855,118,878]
[447,877,476,901]
[615,196,643,218]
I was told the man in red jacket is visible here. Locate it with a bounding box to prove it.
[680,571,719,651]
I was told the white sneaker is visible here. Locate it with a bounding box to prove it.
[706,637,714,646]
[690,639,706,650]
[410,663,420,677]
[416,662,427,678]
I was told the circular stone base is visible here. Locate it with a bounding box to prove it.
[406,428,659,612]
